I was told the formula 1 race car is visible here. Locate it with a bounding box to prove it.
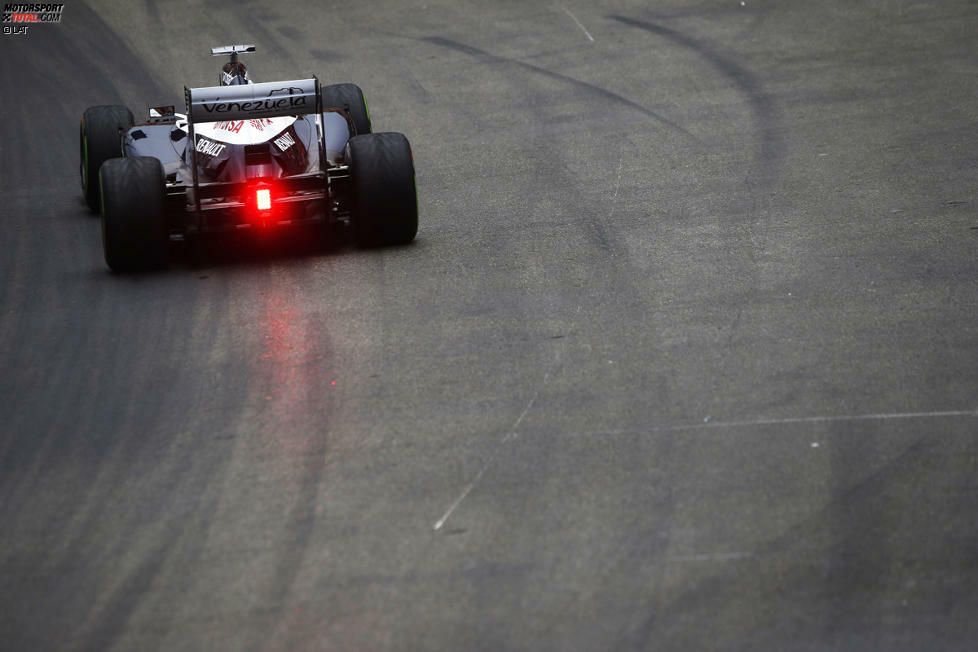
[79,44,417,271]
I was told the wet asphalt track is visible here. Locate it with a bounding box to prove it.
[2,1,978,650]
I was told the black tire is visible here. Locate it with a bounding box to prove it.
[321,83,371,136]
[100,157,168,272]
[347,133,418,247]
[80,105,133,211]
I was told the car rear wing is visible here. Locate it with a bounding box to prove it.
[185,78,320,123]
[183,77,325,219]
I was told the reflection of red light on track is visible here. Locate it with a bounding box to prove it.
[256,187,271,211]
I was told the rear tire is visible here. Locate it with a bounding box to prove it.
[347,133,418,247]
[80,105,133,212]
[321,83,371,136]
[100,157,168,272]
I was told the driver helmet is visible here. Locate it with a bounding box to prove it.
[221,61,250,86]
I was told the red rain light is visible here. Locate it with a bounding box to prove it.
[256,187,271,212]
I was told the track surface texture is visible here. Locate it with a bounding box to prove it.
[2,1,977,650]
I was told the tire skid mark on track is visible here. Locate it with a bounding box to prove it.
[416,22,791,607]
[246,273,338,652]
[421,36,702,146]
[0,206,94,481]
[10,1,169,119]
[71,526,184,651]
[229,6,299,71]
[422,111,657,532]
[0,8,253,640]
[0,0,167,498]
[0,0,167,361]
[8,1,975,647]
[579,143,625,255]
[428,102,682,533]
[616,429,966,649]
[420,31,683,533]
[643,1,774,41]
[608,15,784,187]
[58,291,237,652]
[608,13,787,407]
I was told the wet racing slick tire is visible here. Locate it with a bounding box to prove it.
[100,157,168,272]
[321,83,372,136]
[347,133,418,247]
[80,105,134,212]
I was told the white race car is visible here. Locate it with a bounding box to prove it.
[80,44,418,271]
